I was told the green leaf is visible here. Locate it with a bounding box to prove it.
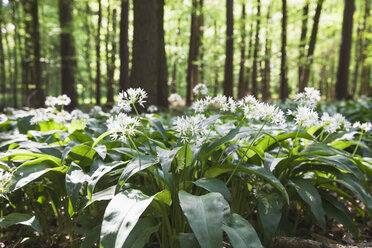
[194,178,232,202]
[177,233,201,248]
[290,178,326,229]
[116,155,158,192]
[149,118,168,141]
[122,218,160,248]
[93,145,107,160]
[178,191,230,248]
[0,213,43,234]
[257,192,283,241]
[205,164,289,204]
[222,213,262,248]
[100,189,156,248]
[92,131,111,148]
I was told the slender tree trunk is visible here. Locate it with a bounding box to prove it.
[59,0,77,109]
[251,0,261,97]
[359,0,370,97]
[130,0,168,108]
[198,0,204,84]
[300,0,324,91]
[84,2,93,103]
[245,21,254,95]
[335,0,355,100]
[95,0,102,105]
[0,1,6,107]
[119,0,129,92]
[186,0,201,105]
[11,0,19,107]
[106,8,116,105]
[298,1,309,91]
[213,20,219,96]
[280,0,288,101]
[170,17,181,94]
[238,2,246,99]
[223,0,234,97]
[262,3,271,101]
[350,23,362,97]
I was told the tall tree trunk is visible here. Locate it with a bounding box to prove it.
[237,2,246,99]
[186,0,201,105]
[350,23,362,97]
[298,1,309,91]
[213,20,219,96]
[0,1,6,107]
[95,0,102,105]
[11,0,19,107]
[119,0,129,92]
[245,21,254,95]
[198,0,204,84]
[106,8,116,105]
[335,0,355,100]
[223,0,234,97]
[262,3,271,101]
[300,0,324,91]
[130,0,168,108]
[358,0,370,97]
[280,0,288,101]
[84,2,93,103]
[251,0,261,97]
[170,17,181,94]
[59,0,77,109]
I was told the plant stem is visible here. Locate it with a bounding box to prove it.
[352,130,364,156]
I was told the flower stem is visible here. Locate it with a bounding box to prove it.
[352,130,364,157]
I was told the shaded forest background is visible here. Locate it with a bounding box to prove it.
[0,0,371,110]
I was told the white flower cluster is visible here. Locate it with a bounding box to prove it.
[0,169,12,194]
[90,105,108,117]
[193,83,208,96]
[174,114,216,145]
[320,112,351,133]
[30,107,56,125]
[169,93,182,103]
[147,105,158,113]
[291,106,319,128]
[255,103,286,126]
[353,122,372,132]
[45,94,71,107]
[294,87,321,109]
[107,113,141,142]
[118,88,148,112]
[0,114,8,124]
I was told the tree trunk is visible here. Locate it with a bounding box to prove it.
[223,0,234,97]
[119,0,129,92]
[11,0,19,108]
[280,0,288,101]
[186,0,201,105]
[106,8,117,105]
[84,2,93,103]
[95,0,102,105]
[359,0,370,97]
[335,0,355,100]
[251,0,261,97]
[59,0,77,110]
[170,17,181,94]
[130,0,168,109]
[300,0,324,91]
[0,1,6,107]
[298,1,309,91]
[213,20,219,96]
[262,3,271,101]
[237,2,246,99]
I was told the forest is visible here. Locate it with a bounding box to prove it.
[0,0,372,247]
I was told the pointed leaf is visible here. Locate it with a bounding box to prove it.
[0,213,43,234]
[194,178,232,202]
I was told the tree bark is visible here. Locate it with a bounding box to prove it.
[251,0,261,97]
[335,0,355,100]
[11,0,19,108]
[280,0,288,101]
[262,3,271,101]
[59,0,77,110]
[300,0,324,91]
[106,8,117,105]
[130,0,168,108]
[0,1,6,107]
[84,2,93,103]
[223,0,234,97]
[95,0,102,105]
[170,17,181,94]
[298,1,309,91]
[237,2,246,99]
[359,0,370,97]
[119,0,129,92]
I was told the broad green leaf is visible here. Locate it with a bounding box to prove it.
[10,160,67,191]
[116,155,158,192]
[80,185,116,210]
[194,178,232,202]
[222,213,262,248]
[100,189,156,248]
[68,130,93,143]
[175,144,192,172]
[177,233,201,248]
[256,131,315,152]
[149,118,168,141]
[81,225,101,248]
[122,218,160,248]
[257,192,283,242]
[92,131,111,148]
[68,144,96,165]
[94,145,107,160]
[178,191,230,248]
[290,178,326,229]
[0,213,43,234]
[205,164,289,203]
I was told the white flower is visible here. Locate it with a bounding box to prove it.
[237,95,258,108]
[57,94,71,106]
[147,105,158,113]
[90,106,107,117]
[321,112,351,133]
[353,122,372,132]
[118,88,148,112]
[169,93,182,103]
[0,169,12,194]
[174,114,210,144]
[55,110,72,124]
[294,106,319,128]
[0,114,7,124]
[30,107,55,124]
[256,103,286,126]
[106,113,140,142]
[339,132,356,141]
[192,97,213,113]
[110,105,121,115]
[71,109,89,122]
[193,83,208,96]
[45,96,58,107]
[294,87,321,109]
